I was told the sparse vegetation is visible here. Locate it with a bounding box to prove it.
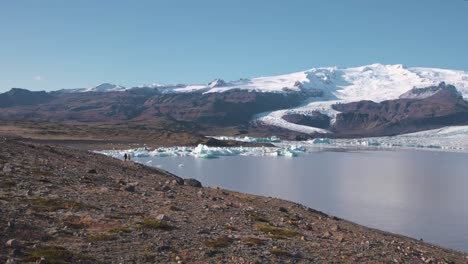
[242,237,265,245]
[31,167,53,176]
[270,248,293,257]
[224,225,237,231]
[255,224,300,237]
[246,211,269,223]
[30,197,94,212]
[86,234,118,242]
[23,246,92,264]
[204,236,234,248]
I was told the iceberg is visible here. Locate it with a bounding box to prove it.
[212,135,281,144]
[311,138,331,144]
[97,143,307,160]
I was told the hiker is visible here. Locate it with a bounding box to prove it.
[123,153,128,161]
[127,154,131,161]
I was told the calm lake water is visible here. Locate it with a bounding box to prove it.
[134,149,468,252]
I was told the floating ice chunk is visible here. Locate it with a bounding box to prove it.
[311,138,331,144]
[98,142,308,160]
[282,150,298,157]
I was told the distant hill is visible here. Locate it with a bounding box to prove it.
[0,88,55,108]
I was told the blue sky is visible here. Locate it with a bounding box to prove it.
[0,0,467,92]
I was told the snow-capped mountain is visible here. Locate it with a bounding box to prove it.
[208,79,227,88]
[71,64,468,101]
[173,64,468,101]
[2,64,468,139]
[81,83,127,92]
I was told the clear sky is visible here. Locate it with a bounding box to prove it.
[0,0,467,92]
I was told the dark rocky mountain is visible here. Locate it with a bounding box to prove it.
[139,89,319,125]
[398,82,462,100]
[331,83,468,136]
[0,88,318,126]
[282,112,331,129]
[0,88,55,108]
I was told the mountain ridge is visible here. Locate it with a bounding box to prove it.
[1,64,468,138]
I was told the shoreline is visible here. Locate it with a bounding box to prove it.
[1,137,467,263]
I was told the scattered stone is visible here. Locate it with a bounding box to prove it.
[335,233,345,242]
[330,224,341,232]
[184,178,202,188]
[156,214,171,222]
[279,207,288,213]
[117,179,127,185]
[2,163,14,174]
[87,169,97,174]
[322,231,332,239]
[5,239,19,249]
[124,185,136,192]
[5,258,18,264]
[36,257,47,264]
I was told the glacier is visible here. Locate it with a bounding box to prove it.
[254,64,468,133]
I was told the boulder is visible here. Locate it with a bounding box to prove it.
[124,185,135,192]
[156,214,171,222]
[184,178,202,188]
[2,163,14,174]
[5,239,19,249]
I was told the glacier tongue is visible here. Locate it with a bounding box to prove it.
[256,64,468,133]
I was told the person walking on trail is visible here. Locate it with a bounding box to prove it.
[124,153,128,161]
[127,154,131,161]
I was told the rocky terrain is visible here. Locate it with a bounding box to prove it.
[1,138,467,263]
[0,88,314,126]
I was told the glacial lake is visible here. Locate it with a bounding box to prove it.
[133,149,468,252]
